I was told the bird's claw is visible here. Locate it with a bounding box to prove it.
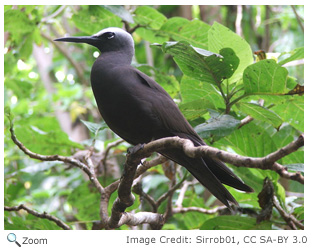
[127,143,145,155]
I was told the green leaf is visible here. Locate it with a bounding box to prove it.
[134,6,167,29]
[179,99,212,121]
[5,78,33,99]
[271,124,303,164]
[160,18,210,49]
[72,6,122,35]
[285,163,304,173]
[200,216,272,230]
[278,47,304,66]
[102,5,134,23]
[293,206,304,221]
[80,119,108,134]
[270,96,303,132]
[159,41,239,85]
[4,9,36,41]
[194,110,241,141]
[236,102,283,129]
[208,22,253,83]
[243,60,297,95]
[67,182,99,227]
[13,116,83,156]
[135,27,168,44]
[19,34,34,60]
[216,122,279,192]
[180,76,225,107]
[4,106,14,123]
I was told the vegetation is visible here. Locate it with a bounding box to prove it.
[4,5,304,230]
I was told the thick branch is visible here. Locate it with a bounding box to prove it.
[105,149,164,229]
[5,204,70,230]
[129,135,304,183]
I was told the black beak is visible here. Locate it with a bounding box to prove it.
[54,35,100,47]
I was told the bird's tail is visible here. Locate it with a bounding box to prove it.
[158,134,253,208]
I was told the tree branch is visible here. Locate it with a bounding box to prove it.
[127,135,304,183]
[290,6,304,32]
[8,118,304,230]
[9,120,94,180]
[103,148,165,229]
[4,204,71,230]
[273,196,304,230]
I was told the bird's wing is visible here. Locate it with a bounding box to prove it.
[133,68,200,138]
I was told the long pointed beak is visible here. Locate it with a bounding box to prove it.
[54,35,100,45]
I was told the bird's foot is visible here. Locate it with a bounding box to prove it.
[127,143,145,155]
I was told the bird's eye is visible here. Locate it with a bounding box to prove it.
[102,32,115,40]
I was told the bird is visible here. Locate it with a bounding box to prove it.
[55,27,253,208]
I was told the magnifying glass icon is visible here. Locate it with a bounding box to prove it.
[7,233,21,247]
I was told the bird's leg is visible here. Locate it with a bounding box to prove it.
[127,143,145,155]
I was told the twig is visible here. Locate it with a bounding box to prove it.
[291,6,304,32]
[41,5,67,23]
[42,32,88,86]
[238,99,264,129]
[9,121,93,180]
[157,175,186,208]
[238,115,254,128]
[84,149,105,194]
[132,181,158,212]
[101,139,124,176]
[172,205,227,215]
[175,181,194,208]
[273,196,304,230]
[5,204,71,230]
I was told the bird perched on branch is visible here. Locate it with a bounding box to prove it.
[55,27,253,208]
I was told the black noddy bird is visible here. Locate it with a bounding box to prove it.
[55,27,253,208]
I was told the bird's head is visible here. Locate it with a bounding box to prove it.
[55,27,134,58]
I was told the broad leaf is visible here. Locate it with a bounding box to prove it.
[67,182,99,229]
[180,76,225,108]
[134,6,167,29]
[278,47,304,66]
[102,5,134,23]
[208,22,253,83]
[72,6,122,35]
[13,116,83,156]
[4,9,36,42]
[80,119,108,134]
[270,95,303,132]
[160,18,210,49]
[200,216,272,230]
[216,122,279,192]
[243,59,297,95]
[236,102,283,129]
[159,41,239,85]
[194,110,241,142]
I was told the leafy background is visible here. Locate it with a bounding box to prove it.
[4,5,303,230]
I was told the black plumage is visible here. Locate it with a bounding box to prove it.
[55,27,253,208]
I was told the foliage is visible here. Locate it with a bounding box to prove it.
[4,5,304,230]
